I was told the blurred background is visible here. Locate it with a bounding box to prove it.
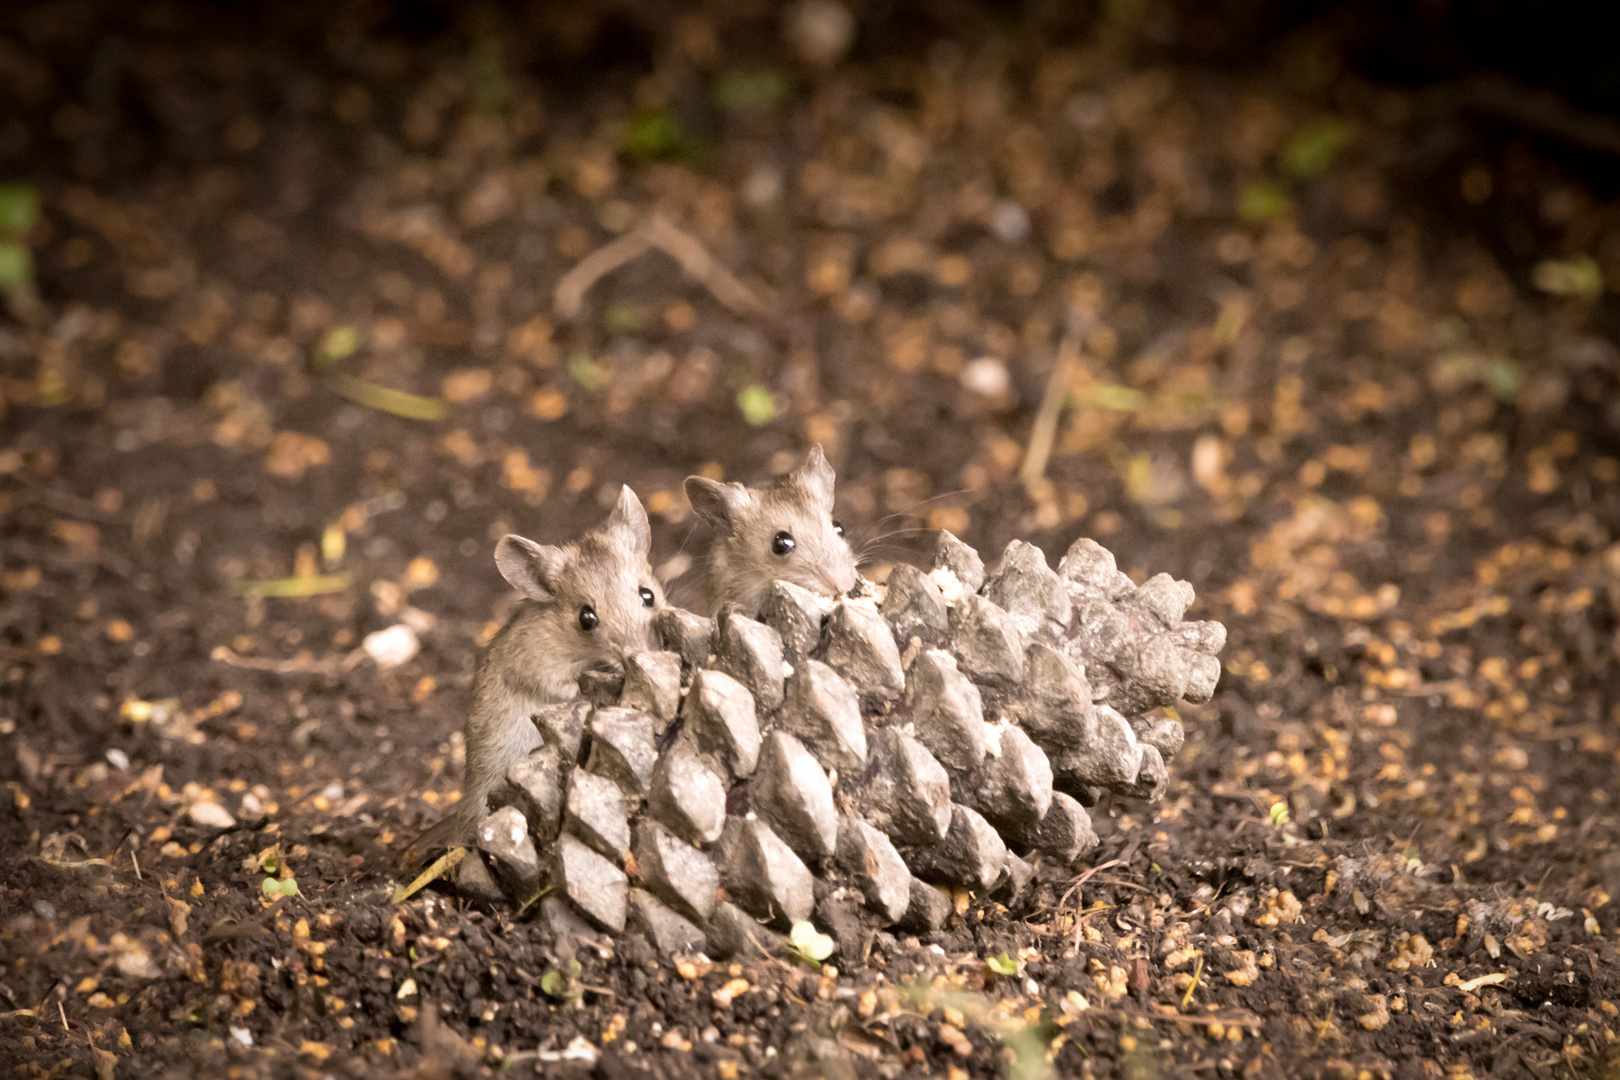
[2,1,1618,1075]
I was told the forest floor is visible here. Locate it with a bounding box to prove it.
[2,2,1619,1078]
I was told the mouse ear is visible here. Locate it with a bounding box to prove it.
[604,485,651,558]
[792,445,836,510]
[685,476,749,536]
[494,535,567,602]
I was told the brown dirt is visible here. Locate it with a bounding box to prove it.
[2,3,1619,1078]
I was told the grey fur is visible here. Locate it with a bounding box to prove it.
[403,486,665,867]
[685,446,858,617]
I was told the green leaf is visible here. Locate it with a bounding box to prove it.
[789,920,834,962]
[0,241,32,291]
[1284,118,1350,178]
[1239,181,1290,222]
[737,384,777,426]
[1531,255,1603,300]
[568,352,609,390]
[317,325,360,367]
[621,109,696,163]
[987,953,1017,976]
[602,301,642,336]
[713,70,791,114]
[1269,801,1290,827]
[262,876,299,898]
[540,958,583,1000]
[0,183,39,234]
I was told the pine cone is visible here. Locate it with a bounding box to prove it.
[459,531,1225,958]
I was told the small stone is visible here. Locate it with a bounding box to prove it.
[628,889,707,954]
[982,540,1071,636]
[835,819,910,924]
[565,769,630,860]
[897,876,953,932]
[902,804,1007,891]
[555,832,628,932]
[751,732,839,863]
[716,611,787,713]
[621,651,683,725]
[969,724,1053,845]
[814,890,869,962]
[707,901,787,959]
[533,700,590,763]
[634,819,720,921]
[657,607,715,667]
[778,659,867,774]
[1131,573,1195,625]
[187,801,236,830]
[1018,643,1096,753]
[682,668,762,778]
[905,649,991,771]
[880,563,948,646]
[761,580,832,662]
[362,624,419,669]
[718,816,815,926]
[505,746,562,842]
[477,806,541,896]
[948,594,1025,686]
[821,600,905,706]
[453,850,506,905]
[931,530,985,592]
[858,728,952,846]
[647,741,727,845]
[585,708,659,795]
[1031,792,1098,865]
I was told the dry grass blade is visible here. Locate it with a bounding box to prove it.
[553,227,655,320]
[230,573,351,598]
[392,846,467,904]
[210,644,365,675]
[1020,331,1083,493]
[327,373,447,421]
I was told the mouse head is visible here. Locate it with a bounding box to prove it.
[685,445,859,615]
[493,486,665,669]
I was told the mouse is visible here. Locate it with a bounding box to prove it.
[402,485,666,867]
[684,445,859,618]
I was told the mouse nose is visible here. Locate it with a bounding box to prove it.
[823,563,858,597]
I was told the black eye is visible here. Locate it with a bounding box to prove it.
[639,586,655,608]
[772,531,796,556]
[832,520,844,537]
[578,605,599,631]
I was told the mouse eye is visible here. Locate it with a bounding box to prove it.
[578,605,599,631]
[772,531,796,556]
[638,586,655,608]
[832,520,844,537]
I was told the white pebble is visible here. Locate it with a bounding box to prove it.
[363,624,419,669]
[188,800,236,830]
[960,356,1010,399]
[990,200,1030,243]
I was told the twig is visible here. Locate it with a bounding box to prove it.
[553,213,771,321]
[210,644,365,676]
[1180,954,1203,1009]
[1019,330,1083,493]
[1460,74,1620,157]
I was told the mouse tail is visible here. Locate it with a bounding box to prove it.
[400,806,477,872]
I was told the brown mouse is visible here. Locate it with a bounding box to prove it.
[684,445,859,617]
[403,486,666,866]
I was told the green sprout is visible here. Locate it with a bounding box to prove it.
[1269,801,1290,828]
[621,109,698,164]
[262,876,299,899]
[987,953,1018,976]
[737,384,777,426]
[0,182,40,296]
[787,920,835,965]
[1284,118,1351,178]
[1239,181,1291,222]
[540,958,584,1001]
[568,352,609,390]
